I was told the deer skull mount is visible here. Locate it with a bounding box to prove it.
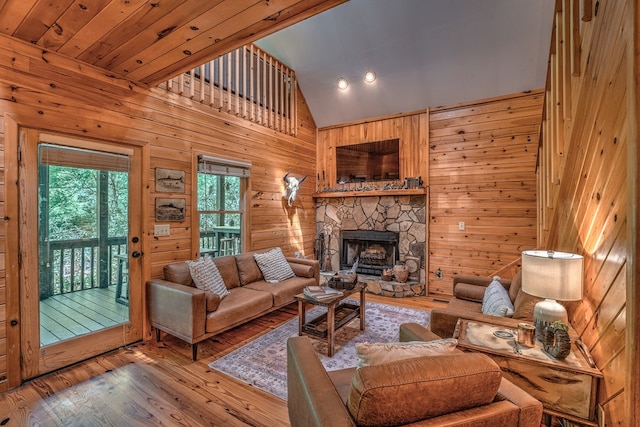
[283,172,307,206]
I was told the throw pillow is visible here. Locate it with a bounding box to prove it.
[253,247,295,283]
[186,254,229,299]
[482,276,514,317]
[355,339,458,368]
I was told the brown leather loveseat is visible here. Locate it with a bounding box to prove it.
[147,248,319,360]
[429,271,542,337]
[287,323,543,426]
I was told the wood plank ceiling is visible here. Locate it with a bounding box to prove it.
[0,0,346,87]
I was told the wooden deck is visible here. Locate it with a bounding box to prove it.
[40,286,129,347]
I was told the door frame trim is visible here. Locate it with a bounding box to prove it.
[4,115,148,387]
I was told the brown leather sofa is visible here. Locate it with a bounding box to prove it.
[147,249,319,360]
[287,324,543,427]
[429,271,542,337]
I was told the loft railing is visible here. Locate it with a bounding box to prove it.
[40,237,127,299]
[162,44,297,136]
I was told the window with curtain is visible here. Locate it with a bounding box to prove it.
[197,155,250,257]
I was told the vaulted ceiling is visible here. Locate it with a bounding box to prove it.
[0,0,346,86]
[257,0,556,127]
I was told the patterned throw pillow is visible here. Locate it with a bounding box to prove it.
[253,247,295,283]
[482,276,514,317]
[355,339,459,368]
[186,254,229,298]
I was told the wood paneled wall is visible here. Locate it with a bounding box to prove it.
[0,34,317,391]
[538,0,633,423]
[316,111,429,190]
[428,91,543,296]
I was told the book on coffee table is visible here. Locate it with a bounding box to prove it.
[303,286,343,301]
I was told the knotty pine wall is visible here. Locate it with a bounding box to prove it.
[317,111,429,189]
[538,0,635,424]
[428,91,543,296]
[316,92,542,298]
[0,34,317,391]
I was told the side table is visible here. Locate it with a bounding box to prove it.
[454,319,602,426]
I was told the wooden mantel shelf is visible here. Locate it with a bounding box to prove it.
[313,188,427,198]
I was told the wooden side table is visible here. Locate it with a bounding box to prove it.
[454,319,602,426]
[293,283,367,357]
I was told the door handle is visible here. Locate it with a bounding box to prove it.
[131,251,142,258]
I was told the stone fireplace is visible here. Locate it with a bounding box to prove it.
[316,194,426,296]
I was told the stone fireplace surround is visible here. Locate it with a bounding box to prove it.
[316,195,426,296]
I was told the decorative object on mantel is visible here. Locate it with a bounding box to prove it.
[283,172,307,206]
[521,250,584,341]
[542,320,571,359]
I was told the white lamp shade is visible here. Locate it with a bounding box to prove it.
[521,250,583,301]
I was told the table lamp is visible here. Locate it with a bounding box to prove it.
[521,250,584,340]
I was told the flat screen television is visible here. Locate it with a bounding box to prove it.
[336,139,400,183]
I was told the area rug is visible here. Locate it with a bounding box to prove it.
[208,300,430,400]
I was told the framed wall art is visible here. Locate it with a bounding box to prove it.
[155,198,186,222]
[155,168,185,193]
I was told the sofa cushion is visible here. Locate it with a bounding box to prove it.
[347,352,502,426]
[513,288,542,320]
[254,247,295,283]
[212,255,241,289]
[289,262,314,278]
[453,282,487,302]
[205,287,273,334]
[355,339,458,368]
[163,262,195,287]
[482,278,514,317]
[508,270,523,303]
[244,275,314,306]
[205,291,222,312]
[186,255,229,299]
[235,252,264,286]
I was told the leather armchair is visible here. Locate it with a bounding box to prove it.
[287,325,543,427]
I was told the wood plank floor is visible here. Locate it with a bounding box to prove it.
[40,286,129,346]
[0,295,553,426]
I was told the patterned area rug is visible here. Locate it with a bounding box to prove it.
[208,300,430,400]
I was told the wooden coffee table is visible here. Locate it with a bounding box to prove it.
[293,283,367,357]
[454,319,602,426]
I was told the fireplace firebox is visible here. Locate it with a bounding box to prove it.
[340,230,399,275]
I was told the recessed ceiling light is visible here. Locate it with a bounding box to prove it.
[364,70,376,83]
[337,77,348,90]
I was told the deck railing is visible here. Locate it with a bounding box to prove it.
[40,237,127,299]
[199,227,241,257]
[162,44,297,136]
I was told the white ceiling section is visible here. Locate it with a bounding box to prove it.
[256,0,556,128]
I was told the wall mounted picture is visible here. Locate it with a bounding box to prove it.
[155,198,186,222]
[155,168,185,193]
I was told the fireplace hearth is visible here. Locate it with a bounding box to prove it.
[340,230,398,275]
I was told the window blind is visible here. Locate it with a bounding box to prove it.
[39,144,130,172]
[198,154,251,177]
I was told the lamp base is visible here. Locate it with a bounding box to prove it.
[533,299,568,341]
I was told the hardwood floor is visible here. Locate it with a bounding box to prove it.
[0,295,444,426]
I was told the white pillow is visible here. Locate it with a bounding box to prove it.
[482,276,514,317]
[186,254,229,298]
[355,339,458,368]
[253,248,295,283]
